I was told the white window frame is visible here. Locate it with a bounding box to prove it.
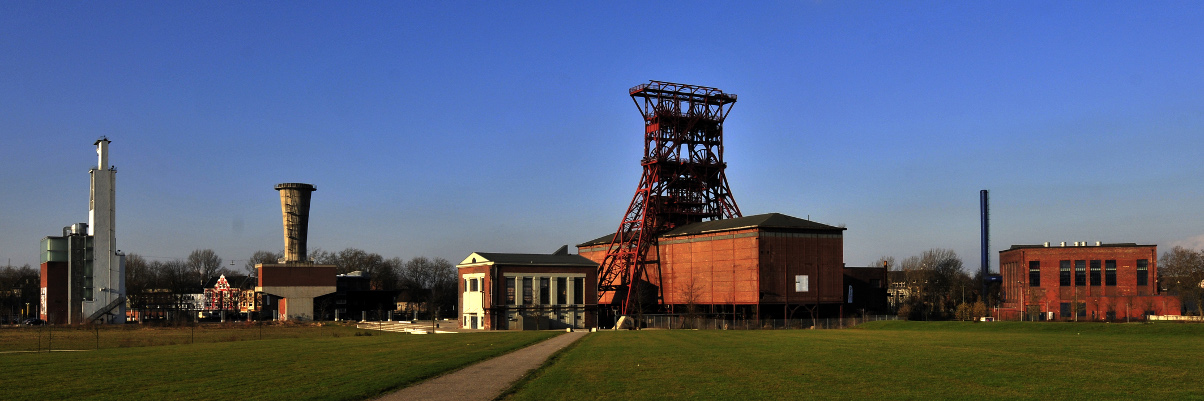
[462,273,485,293]
[504,273,587,305]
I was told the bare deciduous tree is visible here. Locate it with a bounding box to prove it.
[676,273,705,328]
[872,256,897,270]
[1160,246,1204,315]
[124,254,152,309]
[331,248,385,276]
[0,264,39,321]
[187,249,223,285]
[244,250,283,276]
[899,248,967,320]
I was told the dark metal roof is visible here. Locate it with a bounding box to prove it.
[577,233,616,247]
[660,213,844,237]
[576,213,844,247]
[466,252,596,267]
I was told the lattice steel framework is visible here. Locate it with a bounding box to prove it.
[598,81,742,314]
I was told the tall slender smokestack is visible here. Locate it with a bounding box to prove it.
[275,183,316,263]
[980,189,989,301]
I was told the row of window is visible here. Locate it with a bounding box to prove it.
[1028,259,1148,287]
[505,276,586,306]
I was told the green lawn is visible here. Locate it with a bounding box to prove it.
[1,327,558,401]
[506,321,1204,400]
[0,323,361,352]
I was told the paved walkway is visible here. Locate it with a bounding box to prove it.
[375,330,588,401]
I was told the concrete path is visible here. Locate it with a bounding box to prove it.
[375,330,587,401]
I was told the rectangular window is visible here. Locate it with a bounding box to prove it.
[795,275,809,292]
[539,277,550,305]
[556,277,567,305]
[522,277,533,305]
[464,278,469,292]
[1028,261,1040,286]
[506,277,516,305]
[574,277,584,305]
[83,276,94,301]
[1105,260,1117,286]
[1090,260,1101,286]
[1074,260,1086,286]
[1059,260,1071,286]
[1137,259,1149,286]
[470,278,478,292]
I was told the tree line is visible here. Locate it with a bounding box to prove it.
[125,248,457,318]
[0,264,39,322]
[1160,245,1204,315]
[877,248,991,321]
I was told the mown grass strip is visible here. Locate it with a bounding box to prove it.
[2,330,558,401]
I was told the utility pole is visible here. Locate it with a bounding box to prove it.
[1020,280,1026,322]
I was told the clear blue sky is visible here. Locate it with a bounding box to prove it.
[2,2,1202,271]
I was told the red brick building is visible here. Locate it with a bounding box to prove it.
[577,213,846,318]
[457,252,598,330]
[39,259,69,325]
[999,243,1180,320]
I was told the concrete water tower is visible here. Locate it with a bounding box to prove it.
[275,183,316,263]
[256,182,335,321]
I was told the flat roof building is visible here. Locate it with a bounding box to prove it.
[999,242,1180,321]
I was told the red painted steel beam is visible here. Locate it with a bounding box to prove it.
[597,80,743,316]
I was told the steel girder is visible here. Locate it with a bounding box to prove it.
[598,81,742,315]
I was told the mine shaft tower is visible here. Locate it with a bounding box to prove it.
[598,81,742,314]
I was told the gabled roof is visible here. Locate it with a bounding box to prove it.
[203,274,254,289]
[578,233,616,247]
[577,213,844,246]
[458,252,597,268]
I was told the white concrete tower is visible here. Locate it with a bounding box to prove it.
[85,137,125,323]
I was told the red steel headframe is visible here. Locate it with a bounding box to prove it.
[598,80,742,315]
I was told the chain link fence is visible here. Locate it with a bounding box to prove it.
[633,314,900,330]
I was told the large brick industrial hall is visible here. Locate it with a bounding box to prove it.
[578,213,848,319]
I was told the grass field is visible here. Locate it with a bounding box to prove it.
[0,322,360,352]
[506,321,1204,400]
[1,325,558,401]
